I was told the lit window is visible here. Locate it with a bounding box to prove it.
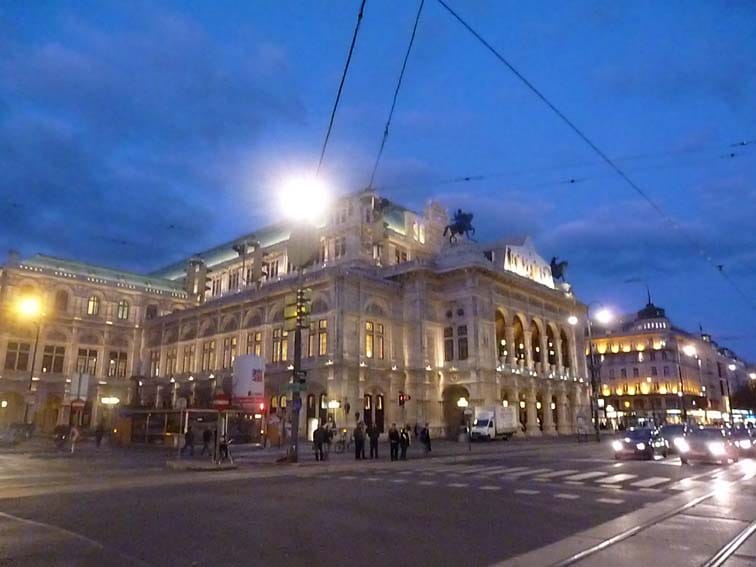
[365,321,374,359]
[116,300,129,320]
[86,296,100,316]
[318,319,328,356]
[41,345,65,374]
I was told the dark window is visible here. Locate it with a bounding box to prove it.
[620,368,627,378]
[632,367,639,378]
[651,366,658,376]
[145,305,158,320]
[76,349,98,376]
[41,345,65,373]
[457,325,468,361]
[54,290,69,313]
[443,326,454,362]
[5,341,31,371]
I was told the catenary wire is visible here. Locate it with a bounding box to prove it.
[368,0,425,188]
[316,0,367,175]
[435,0,755,310]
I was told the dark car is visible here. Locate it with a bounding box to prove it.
[678,427,739,465]
[657,423,690,454]
[728,428,754,457]
[612,428,667,460]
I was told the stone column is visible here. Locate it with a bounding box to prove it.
[541,383,556,435]
[505,326,515,366]
[526,386,541,436]
[555,337,564,376]
[524,330,533,371]
[557,390,571,434]
[540,329,549,375]
[154,384,162,409]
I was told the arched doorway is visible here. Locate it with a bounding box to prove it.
[442,385,470,439]
[495,310,507,361]
[363,393,385,433]
[547,325,557,368]
[551,395,559,429]
[560,329,571,370]
[513,316,526,364]
[531,323,542,366]
[37,395,61,433]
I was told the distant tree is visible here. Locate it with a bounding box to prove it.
[730,382,756,411]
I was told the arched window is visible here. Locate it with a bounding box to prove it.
[145,305,158,320]
[560,329,571,368]
[531,324,542,364]
[512,317,526,361]
[86,296,100,316]
[279,396,287,409]
[117,300,130,320]
[54,290,69,313]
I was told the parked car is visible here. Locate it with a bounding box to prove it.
[728,428,754,458]
[657,423,691,454]
[612,428,667,460]
[677,427,739,465]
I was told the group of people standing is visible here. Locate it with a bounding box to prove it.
[312,421,431,462]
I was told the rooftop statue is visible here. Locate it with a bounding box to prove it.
[550,256,568,282]
[443,209,475,244]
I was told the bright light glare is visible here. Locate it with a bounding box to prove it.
[594,308,613,325]
[682,345,697,357]
[17,296,42,319]
[707,441,726,456]
[278,174,332,222]
[567,315,579,326]
[674,437,689,453]
[636,443,646,451]
[749,372,756,381]
[611,440,623,452]
[728,364,737,371]
[456,397,469,408]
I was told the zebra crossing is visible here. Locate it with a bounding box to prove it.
[323,460,748,496]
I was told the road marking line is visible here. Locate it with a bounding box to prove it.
[480,485,501,491]
[640,488,661,493]
[390,479,408,484]
[514,489,540,495]
[630,476,670,488]
[536,469,579,479]
[399,471,413,475]
[421,472,436,476]
[464,465,497,473]
[564,471,607,481]
[365,477,381,482]
[494,466,530,475]
[564,481,584,486]
[340,476,357,480]
[597,474,637,484]
[668,479,707,491]
[506,468,552,478]
[417,480,437,486]
[555,493,580,500]
[448,482,469,488]
[596,498,624,505]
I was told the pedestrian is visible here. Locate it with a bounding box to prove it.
[69,425,80,454]
[324,420,334,460]
[388,423,400,461]
[313,423,325,462]
[413,423,419,439]
[200,429,213,456]
[399,426,410,460]
[94,423,105,448]
[181,426,195,457]
[367,422,380,459]
[218,434,231,462]
[421,422,432,454]
[353,421,366,460]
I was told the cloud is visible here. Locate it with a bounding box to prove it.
[0,6,304,270]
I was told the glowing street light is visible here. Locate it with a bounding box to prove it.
[728,363,737,372]
[277,174,332,222]
[567,315,579,326]
[681,345,697,358]
[456,397,469,408]
[594,308,613,325]
[17,296,42,319]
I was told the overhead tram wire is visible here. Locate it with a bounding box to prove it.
[435,0,756,310]
[368,0,426,188]
[316,0,367,176]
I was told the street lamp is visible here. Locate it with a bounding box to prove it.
[16,295,44,424]
[569,304,612,442]
[456,397,471,452]
[279,174,330,463]
[675,342,699,424]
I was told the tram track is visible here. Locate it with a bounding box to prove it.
[551,469,755,567]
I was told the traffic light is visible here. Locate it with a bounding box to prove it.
[399,392,405,406]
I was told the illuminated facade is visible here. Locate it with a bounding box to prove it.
[592,301,748,425]
[1,190,591,436]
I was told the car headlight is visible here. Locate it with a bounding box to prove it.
[707,441,726,456]
[737,439,751,449]
[612,440,623,452]
[673,437,689,453]
[636,443,646,451]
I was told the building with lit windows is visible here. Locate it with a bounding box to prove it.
[1,190,591,437]
[591,300,749,427]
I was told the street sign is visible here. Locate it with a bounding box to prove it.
[285,382,305,392]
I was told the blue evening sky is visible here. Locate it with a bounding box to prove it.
[1,1,755,358]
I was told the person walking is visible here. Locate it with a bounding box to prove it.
[181,426,195,457]
[367,422,380,459]
[94,423,105,448]
[69,425,80,454]
[388,423,400,461]
[324,420,334,460]
[353,421,366,460]
[200,429,213,456]
[399,426,410,460]
[421,422,432,454]
[313,423,325,462]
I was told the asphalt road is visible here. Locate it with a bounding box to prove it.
[0,439,753,566]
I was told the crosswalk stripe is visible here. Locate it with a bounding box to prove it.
[462,465,497,473]
[365,477,381,482]
[555,493,580,500]
[536,469,579,479]
[506,468,552,478]
[493,466,530,475]
[447,482,469,488]
[596,498,624,505]
[480,485,501,491]
[418,480,437,486]
[564,471,607,481]
[475,466,515,476]
[514,489,540,495]
[596,474,637,484]
[630,476,670,488]
[668,479,707,491]
[390,479,408,484]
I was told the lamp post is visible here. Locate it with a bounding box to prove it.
[726,363,736,424]
[17,296,44,425]
[569,305,612,442]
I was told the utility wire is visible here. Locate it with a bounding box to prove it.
[368,0,425,188]
[436,0,755,310]
[316,0,367,175]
